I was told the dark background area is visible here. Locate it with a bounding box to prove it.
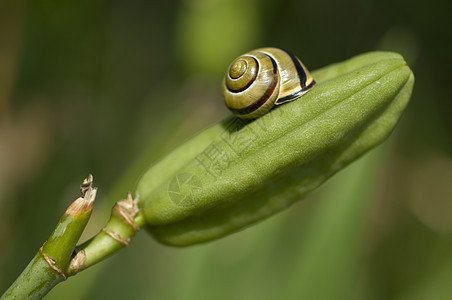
[1,0,451,299]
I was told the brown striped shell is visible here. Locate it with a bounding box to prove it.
[222,47,316,119]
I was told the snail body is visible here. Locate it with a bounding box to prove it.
[222,47,316,119]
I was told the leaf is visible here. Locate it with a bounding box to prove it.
[135,51,414,246]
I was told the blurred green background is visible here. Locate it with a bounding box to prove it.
[1,0,451,299]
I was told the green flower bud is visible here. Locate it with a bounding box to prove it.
[136,51,414,246]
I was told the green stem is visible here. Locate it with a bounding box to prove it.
[1,177,143,299]
[67,193,141,277]
[1,253,62,300]
[1,175,96,300]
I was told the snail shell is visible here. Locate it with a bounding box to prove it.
[222,47,316,119]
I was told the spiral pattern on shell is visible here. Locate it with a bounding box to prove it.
[222,47,316,119]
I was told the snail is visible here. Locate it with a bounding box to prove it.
[222,47,316,119]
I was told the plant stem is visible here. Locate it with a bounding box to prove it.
[67,193,142,276]
[1,177,144,299]
[1,175,96,300]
